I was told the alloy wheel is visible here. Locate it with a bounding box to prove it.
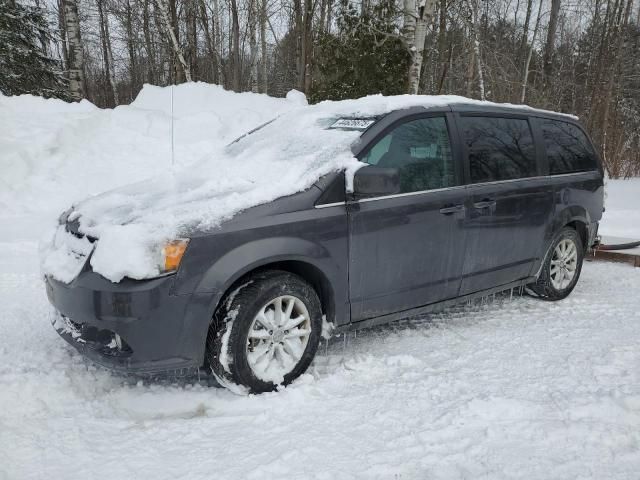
[550,238,578,290]
[245,295,311,382]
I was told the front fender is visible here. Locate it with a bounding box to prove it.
[194,236,335,295]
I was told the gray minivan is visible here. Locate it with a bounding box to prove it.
[45,100,604,393]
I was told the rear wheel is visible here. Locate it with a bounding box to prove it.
[528,226,584,301]
[207,270,322,393]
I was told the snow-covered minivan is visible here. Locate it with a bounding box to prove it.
[42,96,604,393]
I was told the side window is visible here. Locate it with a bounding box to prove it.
[541,120,598,174]
[460,116,537,183]
[361,116,455,193]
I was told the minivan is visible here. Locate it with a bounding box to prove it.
[43,96,604,393]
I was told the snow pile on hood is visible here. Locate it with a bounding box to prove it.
[38,92,571,283]
[0,82,300,217]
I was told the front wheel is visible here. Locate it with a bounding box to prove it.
[207,270,322,394]
[528,226,584,301]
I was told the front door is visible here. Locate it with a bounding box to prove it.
[348,114,468,322]
[456,114,554,294]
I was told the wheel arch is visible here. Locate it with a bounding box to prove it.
[195,235,342,328]
[217,259,337,327]
[550,205,591,252]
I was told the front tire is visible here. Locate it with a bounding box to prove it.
[528,226,584,301]
[207,270,322,393]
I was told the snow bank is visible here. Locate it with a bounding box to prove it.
[0,83,298,218]
[601,178,640,239]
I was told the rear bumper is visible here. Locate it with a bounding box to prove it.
[45,272,214,375]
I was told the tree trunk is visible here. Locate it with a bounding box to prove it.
[230,0,241,91]
[63,0,85,100]
[97,0,118,105]
[212,0,223,85]
[124,0,137,95]
[199,0,219,84]
[260,0,268,92]
[542,0,561,81]
[143,0,157,84]
[519,0,533,55]
[403,0,437,94]
[466,0,485,99]
[156,0,192,83]
[520,0,543,103]
[302,0,314,93]
[57,0,69,71]
[185,0,198,80]
[437,0,447,92]
[249,0,259,92]
[293,0,304,91]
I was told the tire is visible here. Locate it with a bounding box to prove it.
[528,226,584,301]
[206,270,322,394]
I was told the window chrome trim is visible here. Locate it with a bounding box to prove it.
[314,201,346,209]
[356,184,467,203]
[348,170,599,205]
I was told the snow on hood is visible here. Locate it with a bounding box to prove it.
[40,93,574,283]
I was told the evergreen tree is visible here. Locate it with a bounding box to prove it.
[310,0,410,102]
[0,0,69,99]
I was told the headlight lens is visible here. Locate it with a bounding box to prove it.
[161,239,190,273]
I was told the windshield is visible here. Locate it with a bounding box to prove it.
[227,114,379,148]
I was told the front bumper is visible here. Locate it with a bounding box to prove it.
[45,271,214,376]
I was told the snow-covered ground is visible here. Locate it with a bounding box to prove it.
[1,85,640,478]
[2,241,640,479]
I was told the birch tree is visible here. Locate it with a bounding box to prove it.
[156,0,192,82]
[465,0,485,100]
[63,0,85,99]
[403,0,437,94]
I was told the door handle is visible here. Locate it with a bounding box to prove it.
[439,204,464,215]
[473,199,497,209]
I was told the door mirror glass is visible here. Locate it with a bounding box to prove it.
[353,166,400,198]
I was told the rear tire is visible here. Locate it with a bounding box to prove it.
[528,226,584,301]
[206,270,322,394]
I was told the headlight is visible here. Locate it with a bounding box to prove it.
[160,239,190,274]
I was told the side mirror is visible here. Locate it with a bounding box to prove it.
[353,166,400,198]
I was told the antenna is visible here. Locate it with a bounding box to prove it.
[170,84,175,167]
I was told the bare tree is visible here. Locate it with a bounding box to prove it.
[260,0,268,93]
[520,0,543,102]
[249,0,259,92]
[543,0,561,81]
[465,0,485,99]
[185,0,198,80]
[230,0,241,91]
[97,0,118,105]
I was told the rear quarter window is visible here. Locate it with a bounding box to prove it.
[540,120,599,174]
